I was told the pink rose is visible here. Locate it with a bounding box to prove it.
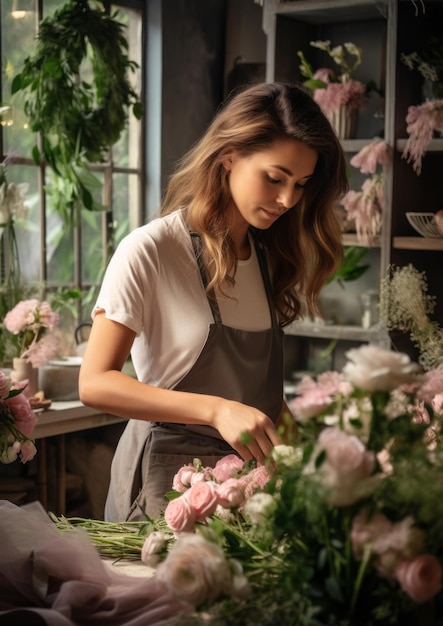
[211,454,244,483]
[315,427,375,506]
[187,481,218,522]
[216,478,245,509]
[395,554,442,604]
[164,495,196,533]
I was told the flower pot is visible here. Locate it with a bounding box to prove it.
[10,357,38,398]
[328,105,358,139]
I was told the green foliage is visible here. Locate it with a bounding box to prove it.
[11,0,143,224]
[328,246,370,288]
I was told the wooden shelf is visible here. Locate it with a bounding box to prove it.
[396,138,443,153]
[274,0,388,23]
[342,233,381,247]
[284,320,390,344]
[392,236,443,251]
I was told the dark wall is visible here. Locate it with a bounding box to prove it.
[161,0,227,192]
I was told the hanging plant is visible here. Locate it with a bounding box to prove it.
[11,0,143,224]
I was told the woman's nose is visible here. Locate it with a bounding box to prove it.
[277,188,297,209]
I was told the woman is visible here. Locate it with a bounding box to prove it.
[79,82,348,521]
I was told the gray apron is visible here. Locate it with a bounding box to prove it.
[105,232,283,522]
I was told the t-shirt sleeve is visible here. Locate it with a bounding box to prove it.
[92,228,159,336]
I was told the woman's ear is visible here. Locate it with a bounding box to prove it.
[221,152,234,171]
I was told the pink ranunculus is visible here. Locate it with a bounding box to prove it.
[314,427,376,506]
[19,440,37,463]
[187,481,218,522]
[211,454,244,483]
[395,554,442,604]
[164,494,196,534]
[216,478,245,509]
[416,369,443,404]
[172,464,197,493]
[4,393,37,437]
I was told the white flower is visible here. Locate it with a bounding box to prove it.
[141,530,167,567]
[243,492,277,525]
[271,444,303,470]
[343,345,421,392]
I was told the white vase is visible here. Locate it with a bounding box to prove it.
[10,357,39,398]
[328,105,358,139]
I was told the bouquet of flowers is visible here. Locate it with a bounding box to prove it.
[3,299,60,368]
[57,344,443,625]
[0,369,37,463]
[298,40,371,116]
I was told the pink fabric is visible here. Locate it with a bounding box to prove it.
[0,500,189,625]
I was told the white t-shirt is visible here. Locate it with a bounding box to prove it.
[93,209,270,389]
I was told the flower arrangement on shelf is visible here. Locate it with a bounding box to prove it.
[54,343,443,626]
[298,40,377,138]
[401,38,443,175]
[0,369,37,464]
[340,137,391,246]
[3,299,60,368]
[380,264,443,371]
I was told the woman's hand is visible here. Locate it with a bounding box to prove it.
[211,399,281,465]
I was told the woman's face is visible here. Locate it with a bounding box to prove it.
[223,138,318,232]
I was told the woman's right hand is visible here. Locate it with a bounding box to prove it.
[210,399,281,465]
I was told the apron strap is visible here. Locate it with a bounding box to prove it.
[190,232,222,323]
[190,230,279,329]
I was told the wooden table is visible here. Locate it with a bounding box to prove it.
[33,401,126,514]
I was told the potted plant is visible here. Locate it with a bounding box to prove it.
[11,0,143,224]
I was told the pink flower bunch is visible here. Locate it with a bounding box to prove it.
[402,99,443,174]
[351,508,442,603]
[313,77,367,114]
[308,427,376,506]
[290,371,353,422]
[4,298,60,367]
[0,369,37,464]
[341,138,391,246]
[164,454,271,534]
[350,137,392,174]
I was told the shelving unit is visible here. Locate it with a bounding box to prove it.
[262,0,443,376]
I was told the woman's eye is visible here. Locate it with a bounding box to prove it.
[266,174,281,184]
[295,182,306,190]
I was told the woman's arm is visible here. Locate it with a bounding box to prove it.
[79,312,281,464]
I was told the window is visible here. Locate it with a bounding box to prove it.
[0,0,144,333]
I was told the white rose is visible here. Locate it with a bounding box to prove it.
[343,345,420,392]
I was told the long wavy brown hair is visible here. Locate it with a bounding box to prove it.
[161,82,348,326]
